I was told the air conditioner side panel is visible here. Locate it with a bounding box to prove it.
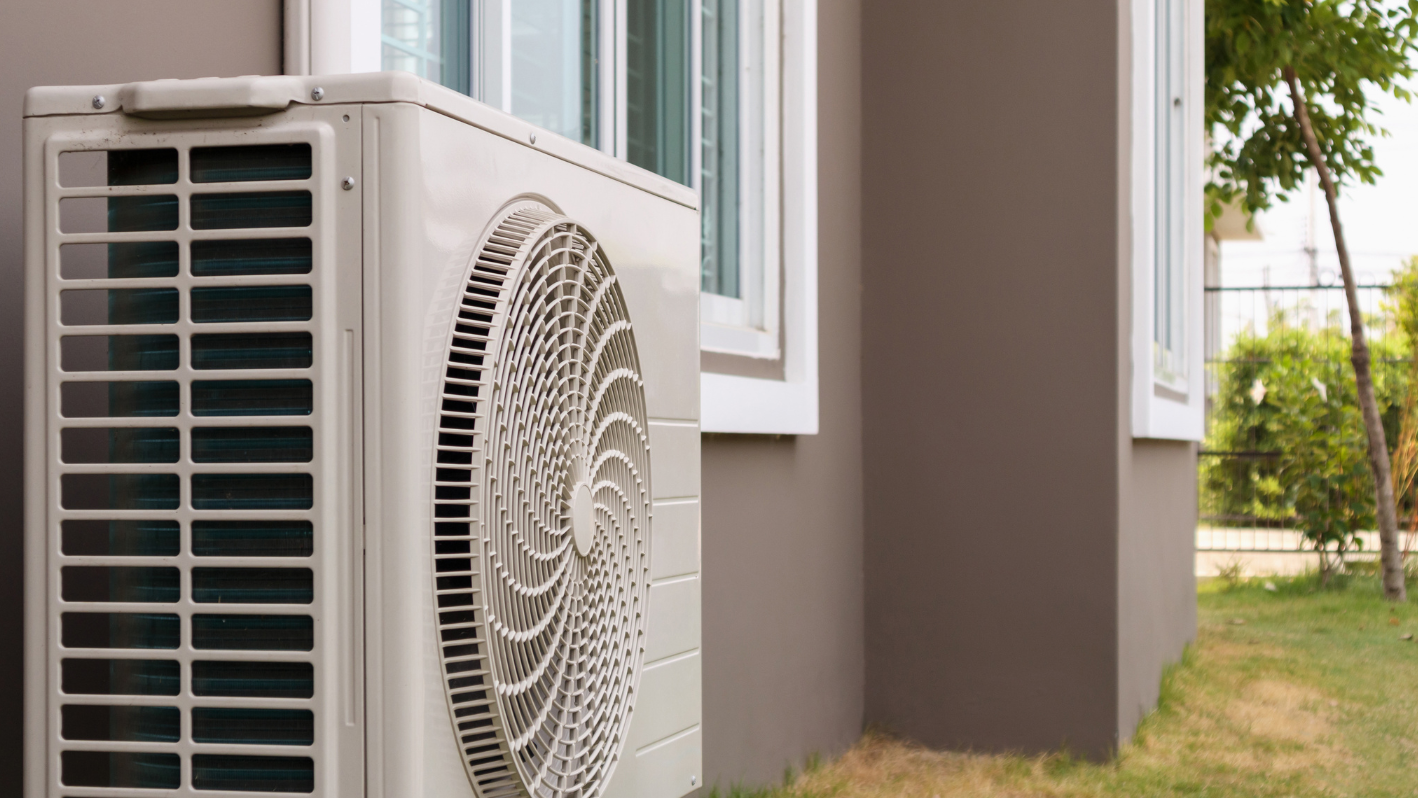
[361,102,468,798]
[393,105,703,798]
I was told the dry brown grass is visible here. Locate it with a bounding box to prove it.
[727,576,1418,798]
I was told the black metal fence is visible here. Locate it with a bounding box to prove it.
[1199,283,1398,554]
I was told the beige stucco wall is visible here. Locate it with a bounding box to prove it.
[0,1,283,788]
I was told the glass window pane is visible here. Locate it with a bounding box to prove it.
[1153,0,1187,386]
[383,0,443,80]
[383,0,471,93]
[511,0,599,146]
[628,0,690,183]
[701,0,740,297]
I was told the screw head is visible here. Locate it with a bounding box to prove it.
[529,132,537,144]
[91,95,105,110]
[341,176,356,191]
[311,87,325,101]
[690,775,697,786]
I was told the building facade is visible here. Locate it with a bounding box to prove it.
[0,0,1198,790]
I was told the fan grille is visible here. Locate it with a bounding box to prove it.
[433,204,652,798]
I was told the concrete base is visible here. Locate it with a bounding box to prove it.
[1194,528,1390,577]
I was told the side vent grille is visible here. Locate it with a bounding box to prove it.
[434,204,652,798]
[432,210,522,798]
[50,140,324,794]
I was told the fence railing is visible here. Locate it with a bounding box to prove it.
[1200,283,1399,545]
[1204,283,1396,404]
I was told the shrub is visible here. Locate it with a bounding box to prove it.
[1203,315,1408,578]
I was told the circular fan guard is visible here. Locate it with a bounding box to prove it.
[432,203,653,798]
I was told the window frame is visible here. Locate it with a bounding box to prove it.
[291,0,819,436]
[1129,0,1203,440]
[697,0,782,362]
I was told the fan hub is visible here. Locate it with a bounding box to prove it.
[572,483,595,557]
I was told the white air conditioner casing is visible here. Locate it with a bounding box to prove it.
[24,73,702,798]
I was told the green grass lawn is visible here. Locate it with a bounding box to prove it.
[730,574,1418,798]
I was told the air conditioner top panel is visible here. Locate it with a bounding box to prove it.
[24,71,697,210]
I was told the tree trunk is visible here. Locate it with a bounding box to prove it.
[1285,67,1407,601]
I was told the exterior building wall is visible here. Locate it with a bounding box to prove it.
[0,2,282,791]
[0,0,1196,788]
[1117,440,1198,739]
[861,0,1126,758]
[699,0,866,788]
[1115,0,1199,741]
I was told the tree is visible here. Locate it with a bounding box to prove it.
[1206,0,1418,600]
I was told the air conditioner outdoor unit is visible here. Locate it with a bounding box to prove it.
[23,73,702,798]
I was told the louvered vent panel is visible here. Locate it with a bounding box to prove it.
[433,203,652,798]
[48,140,327,795]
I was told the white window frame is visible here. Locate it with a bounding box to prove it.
[290,0,818,436]
[1130,0,1202,441]
[698,0,817,434]
[286,0,384,77]
[697,0,781,361]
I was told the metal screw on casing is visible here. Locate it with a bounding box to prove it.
[91,95,105,110]
[529,132,537,144]
[311,87,325,101]
[341,177,356,191]
[691,776,697,786]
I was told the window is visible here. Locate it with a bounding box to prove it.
[699,0,780,361]
[1153,0,1186,392]
[381,0,469,93]
[627,0,691,183]
[381,0,689,163]
[471,0,601,146]
[1131,0,1202,440]
[360,0,817,433]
